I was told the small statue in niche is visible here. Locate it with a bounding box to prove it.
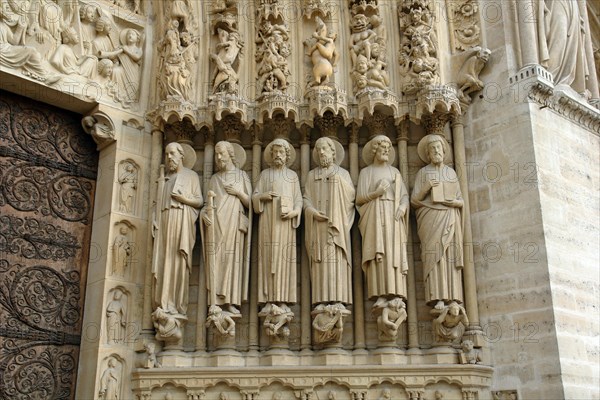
[99,357,120,400]
[378,389,392,400]
[106,288,127,344]
[118,162,138,213]
[373,297,407,341]
[144,342,161,368]
[432,301,469,343]
[460,339,482,364]
[311,303,350,345]
[205,304,239,337]
[112,225,132,277]
[259,303,294,338]
[304,16,338,88]
[457,46,491,104]
[211,27,244,94]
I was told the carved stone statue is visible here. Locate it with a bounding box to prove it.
[81,115,115,148]
[304,137,355,308]
[457,47,491,103]
[373,297,407,341]
[106,289,126,344]
[411,135,464,309]
[538,0,589,94]
[460,339,482,364]
[259,303,294,338]
[311,303,350,345]
[115,28,144,105]
[252,139,302,308]
[118,162,138,214]
[112,225,131,277]
[99,357,120,400]
[211,28,244,94]
[151,142,202,344]
[50,27,96,77]
[158,20,197,102]
[205,304,239,337]
[144,342,161,368]
[200,141,251,316]
[255,20,291,94]
[304,17,338,88]
[356,135,409,304]
[432,301,469,342]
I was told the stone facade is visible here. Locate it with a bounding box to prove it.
[0,1,598,399]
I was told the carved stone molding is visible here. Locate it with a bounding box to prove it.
[305,87,349,125]
[446,0,482,52]
[415,85,461,123]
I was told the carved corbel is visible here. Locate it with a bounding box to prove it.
[81,112,115,150]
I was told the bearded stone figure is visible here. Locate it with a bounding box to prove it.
[411,135,464,310]
[151,142,202,345]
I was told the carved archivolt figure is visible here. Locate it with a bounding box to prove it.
[99,357,120,400]
[538,0,589,94]
[304,138,355,306]
[457,46,491,103]
[411,135,464,309]
[112,225,131,277]
[252,139,302,306]
[432,301,469,342]
[255,20,291,94]
[119,162,138,213]
[211,28,244,94]
[152,143,202,340]
[106,289,127,344]
[373,296,407,341]
[200,141,251,313]
[357,136,409,302]
[304,17,338,87]
[159,21,197,101]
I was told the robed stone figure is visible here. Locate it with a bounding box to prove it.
[356,135,409,301]
[252,139,302,305]
[304,137,355,306]
[200,141,252,313]
[151,142,202,340]
[411,134,464,309]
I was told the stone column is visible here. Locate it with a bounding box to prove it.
[248,125,262,351]
[451,115,481,334]
[349,124,366,351]
[396,121,419,350]
[300,127,312,351]
[515,0,539,67]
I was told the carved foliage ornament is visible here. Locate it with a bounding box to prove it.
[446,0,482,52]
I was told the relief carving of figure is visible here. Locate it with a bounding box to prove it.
[158,21,197,101]
[79,4,100,56]
[200,141,251,315]
[304,17,338,87]
[115,28,143,105]
[144,342,161,368]
[349,11,389,93]
[259,302,294,338]
[411,135,464,309]
[99,357,120,400]
[252,139,302,316]
[538,0,589,94]
[311,303,350,345]
[460,339,482,364]
[119,161,138,213]
[356,136,409,304]
[432,301,469,342]
[106,289,126,344]
[50,27,96,77]
[112,225,131,277]
[255,20,291,94]
[304,138,355,306]
[205,304,239,337]
[151,142,202,342]
[211,28,244,94]
[0,1,60,83]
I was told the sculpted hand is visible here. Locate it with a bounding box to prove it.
[372,180,389,198]
[282,209,300,220]
[428,178,439,191]
[202,213,212,226]
[395,207,405,221]
[260,191,278,202]
[313,210,328,222]
[224,184,239,197]
[441,199,461,208]
[171,191,187,203]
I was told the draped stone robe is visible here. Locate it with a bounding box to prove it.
[200,168,252,307]
[252,167,302,304]
[411,164,464,305]
[356,165,409,300]
[304,165,355,305]
[152,168,202,316]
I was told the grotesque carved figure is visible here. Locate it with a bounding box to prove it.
[304,17,338,88]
